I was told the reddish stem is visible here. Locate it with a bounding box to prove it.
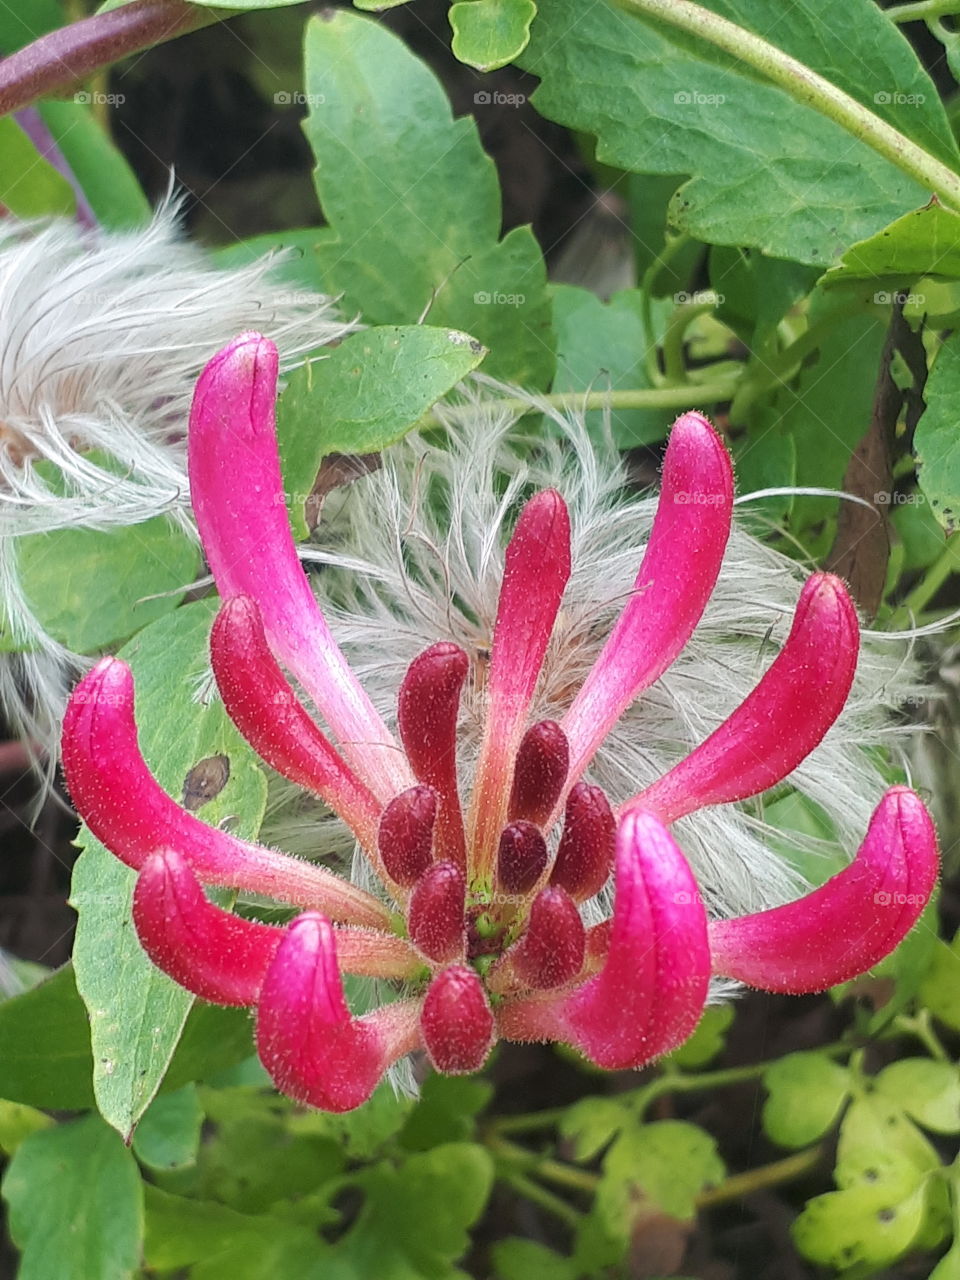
[0,1,219,118]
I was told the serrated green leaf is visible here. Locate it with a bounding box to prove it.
[0,965,96,1109]
[277,325,485,538]
[3,1115,143,1280]
[70,600,267,1139]
[836,1097,938,1195]
[400,1073,493,1151]
[921,931,960,1029]
[559,1096,631,1162]
[289,1078,414,1159]
[550,283,674,447]
[4,513,199,654]
[491,1237,576,1280]
[600,1120,725,1227]
[917,334,960,532]
[520,0,953,265]
[875,1060,960,1135]
[449,0,537,72]
[822,200,960,289]
[793,1179,931,1270]
[132,1085,204,1171]
[0,116,76,220]
[303,8,553,386]
[36,101,150,229]
[762,1052,850,1148]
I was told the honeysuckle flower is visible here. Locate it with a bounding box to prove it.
[0,207,351,774]
[61,333,939,1112]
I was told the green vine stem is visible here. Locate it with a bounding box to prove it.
[613,0,960,211]
[0,1,224,117]
[477,373,741,421]
[888,530,960,628]
[887,0,960,21]
[893,1010,951,1062]
[696,1146,825,1208]
[661,299,717,385]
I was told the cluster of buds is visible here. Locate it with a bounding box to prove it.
[61,334,939,1112]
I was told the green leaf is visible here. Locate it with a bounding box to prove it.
[491,1237,576,1280]
[519,0,953,265]
[917,333,960,531]
[0,965,96,1110]
[5,510,199,654]
[550,284,674,447]
[793,1179,931,1271]
[666,1004,734,1069]
[303,8,553,385]
[70,600,267,1139]
[920,931,960,1030]
[822,200,960,289]
[0,116,76,219]
[835,1097,938,1196]
[762,1052,850,1148]
[36,101,150,229]
[132,1085,204,1171]
[400,1073,493,1151]
[0,1101,53,1156]
[931,1242,960,1280]
[875,1060,960,1135]
[289,1079,414,1159]
[277,325,486,538]
[0,0,63,54]
[3,1115,143,1280]
[449,0,537,72]
[559,1096,631,1162]
[600,1120,725,1227]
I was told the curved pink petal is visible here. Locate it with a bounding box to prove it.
[467,490,571,883]
[624,573,859,823]
[498,811,710,1069]
[398,643,469,868]
[133,850,282,1005]
[61,658,391,930]
[188,333,408,802]
[560,412,733,798]
[709,787,939,993]
[210,596,381,847]
[420,964,496,1073]
[256,913,421,1112]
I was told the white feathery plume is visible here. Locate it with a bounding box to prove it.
[270,380,925,925]
[0,205,353,776]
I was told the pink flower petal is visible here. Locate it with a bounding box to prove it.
[133,850,281,1005]
[508,720,569,827]
[211,595,381,846]
[709,787,939,993]
[398,643,469,868]
[467,490,571,883]
[61,658,391,929]
[420,964,496,1073]
[256,913,421,1112]
[625,573,859,823]
[188,333,407,801]
[498,811,710,1069]
[560,413,733,796]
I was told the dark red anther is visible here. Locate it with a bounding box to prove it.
[508,720,569,826]
[497,821,548,896]
[397,643,469,868]
[550,782,616,902]
[420,964,495,1073]
[510,886,585,989]
[408,861,465,963]
[377,785,437,887]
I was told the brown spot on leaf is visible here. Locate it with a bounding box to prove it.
[182,754,230,811]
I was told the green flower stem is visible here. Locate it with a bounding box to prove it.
[893,1010,951,1062]
[481,374,741,419]
[491,1107,569,1136]
[0,1,225,117]
[488,1133,600,1194]
[662,300,717,385]
[887,0,960,21]
[888,531,960,628]
[696,1146,825,1209]
[639,232,692,385]
[613,0,960,212]
[498,1170,584,1228]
